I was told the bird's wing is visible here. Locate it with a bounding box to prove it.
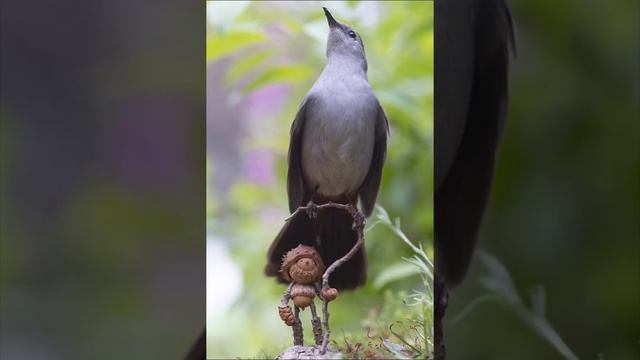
[358,102,389,217]
[286,95,315,213]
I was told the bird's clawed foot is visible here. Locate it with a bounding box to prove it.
[306,201,319,219]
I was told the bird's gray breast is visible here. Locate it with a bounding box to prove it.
[301,88,377,198]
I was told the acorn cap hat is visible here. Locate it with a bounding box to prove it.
[279,244,325,282]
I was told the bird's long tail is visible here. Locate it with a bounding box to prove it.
[317,206,367,290]
[265,211,314,280]
[265,206,367,291]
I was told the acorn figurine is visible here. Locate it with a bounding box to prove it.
[281,245,324,308]
[278,244,338,346]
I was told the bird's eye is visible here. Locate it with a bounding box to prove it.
[348,30,356,38]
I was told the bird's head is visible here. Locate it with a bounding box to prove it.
[323,7,367,68]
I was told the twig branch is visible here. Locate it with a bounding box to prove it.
[321,296,331,353]
[322,233,364,289]
[287,201,366,355]
[285,202,355,221]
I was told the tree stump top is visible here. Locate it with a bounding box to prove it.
[276,345,342,360]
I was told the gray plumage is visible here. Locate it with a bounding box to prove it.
[267,8,388,290]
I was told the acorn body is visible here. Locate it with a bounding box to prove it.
[291,283,316,309]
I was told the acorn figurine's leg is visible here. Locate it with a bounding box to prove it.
[309,301,323,345]
[293,305,303,346]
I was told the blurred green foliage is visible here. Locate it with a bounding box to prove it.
[206,1,433,358]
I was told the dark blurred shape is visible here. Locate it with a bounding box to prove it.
[185,330,205,360]
[1,1,205,359]
[443,0,640,359]
[435,0,515,286]
[434,0,514,357]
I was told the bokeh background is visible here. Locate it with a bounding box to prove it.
[1,1,205,359]
[445,1,640,359]
[1,1,637,359]
[206,1,434,358]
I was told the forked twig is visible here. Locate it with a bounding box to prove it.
[284,201,354,221]
[287,201,366,354]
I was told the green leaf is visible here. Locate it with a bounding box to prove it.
[243,64,313,93]
[224,50,275,85]
[206,32,265,62]
[373,261,420,289]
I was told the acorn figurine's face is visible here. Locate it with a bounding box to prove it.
[289,256,321,284]
[280,244,325,284]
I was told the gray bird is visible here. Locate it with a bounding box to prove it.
[265,8,389,290]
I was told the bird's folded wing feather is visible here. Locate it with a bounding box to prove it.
[287,95,315,213]
[358,102,389,217]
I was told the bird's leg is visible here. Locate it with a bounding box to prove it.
[293,305,304,346]
[434,273,448,360]
[305,200,319,219]
[309,300,323,345]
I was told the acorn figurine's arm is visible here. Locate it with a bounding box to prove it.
[278,283,296,326]
[316,282,338,302]
[281,283,294,305]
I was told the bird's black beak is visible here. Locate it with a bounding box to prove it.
[323,7,339,28]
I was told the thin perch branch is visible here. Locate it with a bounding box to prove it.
[321,295,331,353]
[322,233,364,289]
[287,201,366,354]
[285,201,354,222]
